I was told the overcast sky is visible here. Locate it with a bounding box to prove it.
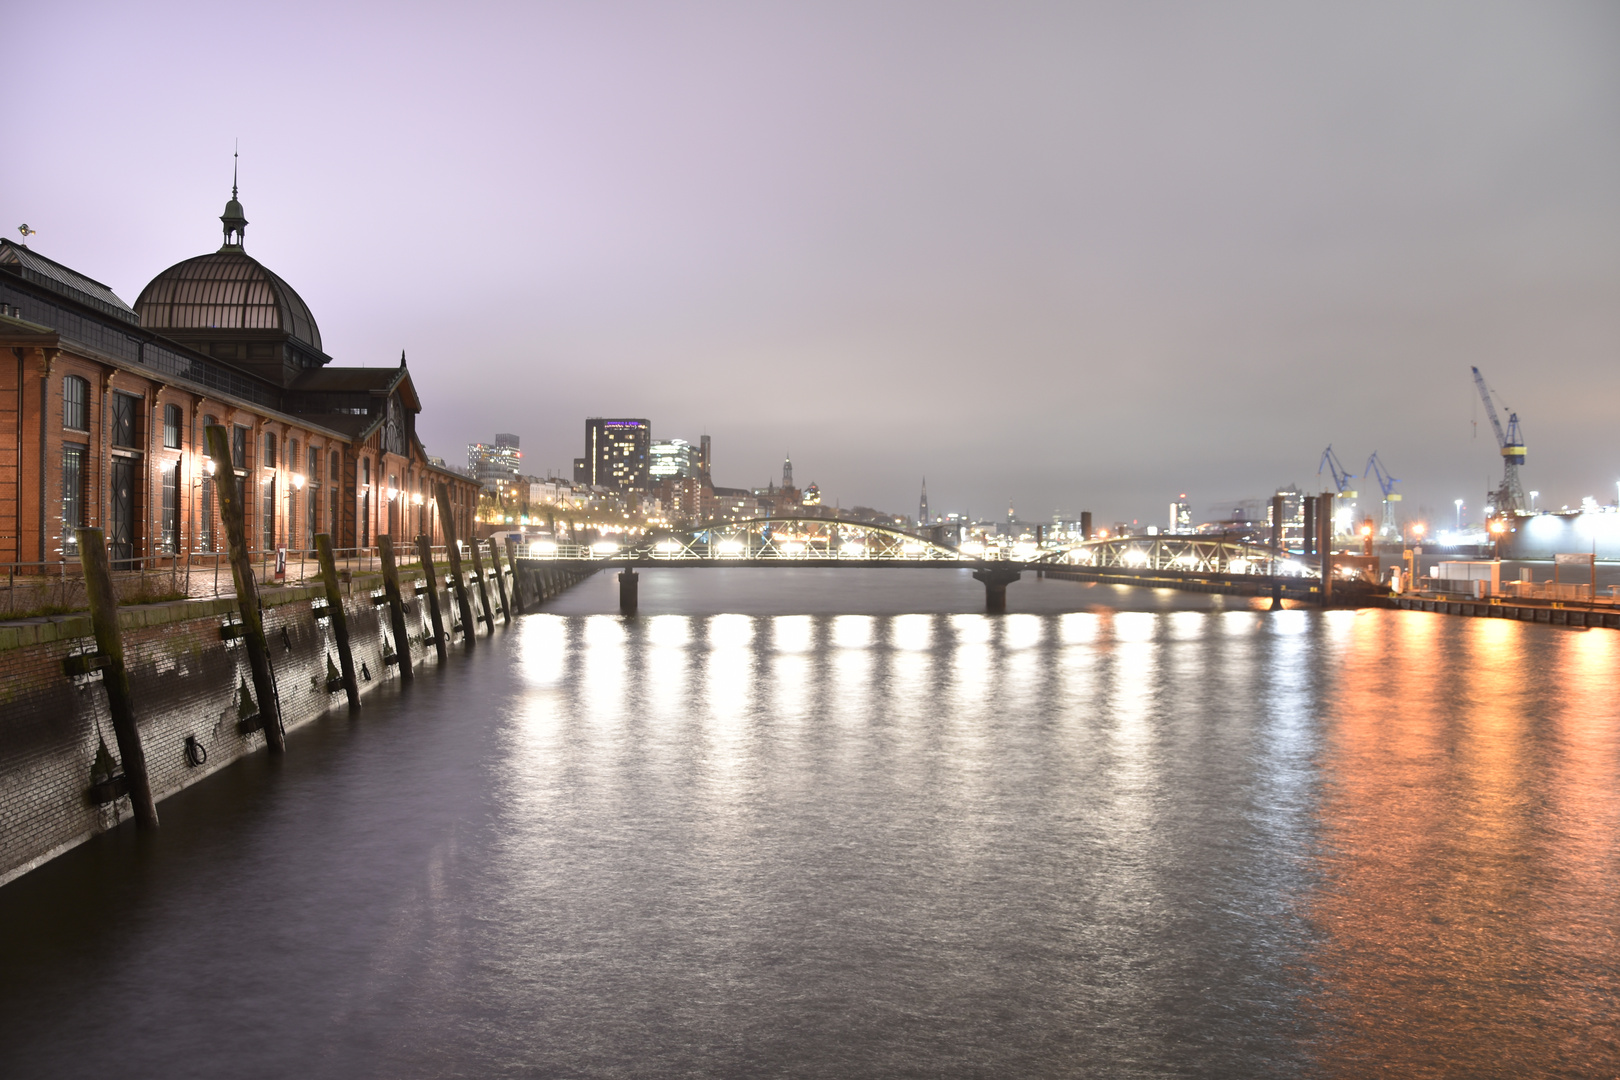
[11,1,1619,526]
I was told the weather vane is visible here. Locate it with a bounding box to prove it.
[17,224,36,238]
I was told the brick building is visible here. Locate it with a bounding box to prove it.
[0,184,478,568]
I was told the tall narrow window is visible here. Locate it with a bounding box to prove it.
[199,476,213,552]
[288,438,300,478]
[232,425,248,470]
[61,444,87,556]
[360,457,371,549]
[161,463,178,553]
[263,477,277,550]
[309,444,320,482]
[329,450,339,484]
[307,486,318,548]
[200,414,218,553]
[263,431,277,469]
[163,403,182,449]
[111,392,139,448]
[63,376,89,432]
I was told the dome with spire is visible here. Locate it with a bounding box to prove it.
[134,167,327,381]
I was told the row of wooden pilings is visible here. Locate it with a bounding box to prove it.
[69,425,533,834]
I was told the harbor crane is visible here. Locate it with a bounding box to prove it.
[1318,446,1356,497]
[1469,366,1527,514]
[1363,452,1401,536]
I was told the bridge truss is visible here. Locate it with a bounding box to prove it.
[527,516,962,562]
[1037,536,1315,577]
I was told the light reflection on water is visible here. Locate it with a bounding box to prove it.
[0,575,1616,1079]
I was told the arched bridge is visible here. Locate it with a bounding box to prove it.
[513,517,1348,613]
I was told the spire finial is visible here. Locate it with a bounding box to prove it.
[232,139,239,199]
[220,143,249,252]
[400,349,407,367]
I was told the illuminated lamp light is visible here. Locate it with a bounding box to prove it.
[716,539,746,557]
[958,541,984,557]
[203,458,217,476]
[902,541,928,557]
[655,540,683,555]
[291,473,305,491]
[1123,548,1150,567]
[531,540,558,556]
[591,541,619,556]
[781,541,806,556]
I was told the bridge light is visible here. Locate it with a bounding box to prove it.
[654,539,683,555]
[530,540,558,556]
[959,541,984,557]
[716,539,746,557]
[591,541,620,557]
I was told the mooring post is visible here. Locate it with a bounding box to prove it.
[466,532,495,635]
[619,565,639,615]
[434,481,477,649]
[972,565,1021,613]
[204,425,285,753]
[1269,493,1285,611]
[76,526,159,829]
[1318,492,1335,606]
[488,538,512,624]
[378,535,414,681]
[415,534,448,663]
[315,534,361,711]
[504,535,527,613]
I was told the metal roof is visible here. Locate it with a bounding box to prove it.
[134,251,322,351]
[0,240,138,324]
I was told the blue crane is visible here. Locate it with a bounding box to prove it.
[1469,366,1527,514]
[1363,452,1401,535]
[1317,445,1356,495]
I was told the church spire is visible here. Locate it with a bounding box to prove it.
[919,478,929,526]
[219,144,248,252]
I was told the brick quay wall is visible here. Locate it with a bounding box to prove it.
[0,563,596,887]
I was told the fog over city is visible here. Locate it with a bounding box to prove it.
[10,1,1619,525]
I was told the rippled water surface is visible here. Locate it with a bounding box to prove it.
[1,570,1616,1078]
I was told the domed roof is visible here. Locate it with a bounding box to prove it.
[135,250,322,352]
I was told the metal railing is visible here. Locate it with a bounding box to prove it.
[0,540,504,620]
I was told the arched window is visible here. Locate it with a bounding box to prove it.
[63,375,89,432]
[163,403,182,449]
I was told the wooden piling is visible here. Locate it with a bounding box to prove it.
[619,566,639,615]
[415,534,448,663]
[504,535,527,613]
[488,538,512,624]
[1318,493,1335,606]
[378,535,414,681]
[315,534,361,711]
[434,481,477,649]
[204,425,285,753]
[466,531,495,635]
[75,527,158,829]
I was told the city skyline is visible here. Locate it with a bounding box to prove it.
[7,2,1617,525]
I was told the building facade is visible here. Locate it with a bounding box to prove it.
[468,434,522,491]
[582,417,651,491]
[0,188,479,569]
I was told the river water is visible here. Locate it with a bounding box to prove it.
[1,569,1616,1078]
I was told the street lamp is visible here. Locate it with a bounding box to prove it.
[1488,517,1507,560]
[1454,499,1464,531]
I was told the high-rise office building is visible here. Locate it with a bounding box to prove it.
[918,478,929,525]
[583,418,651,490]
[698,434,712,482]
[650,439,697,480]
[468,433,521,490]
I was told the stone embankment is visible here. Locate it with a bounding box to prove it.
[0,559,593,887]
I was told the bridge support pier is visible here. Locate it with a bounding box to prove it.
[619,567,639,616]
[972,566,1022,613]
